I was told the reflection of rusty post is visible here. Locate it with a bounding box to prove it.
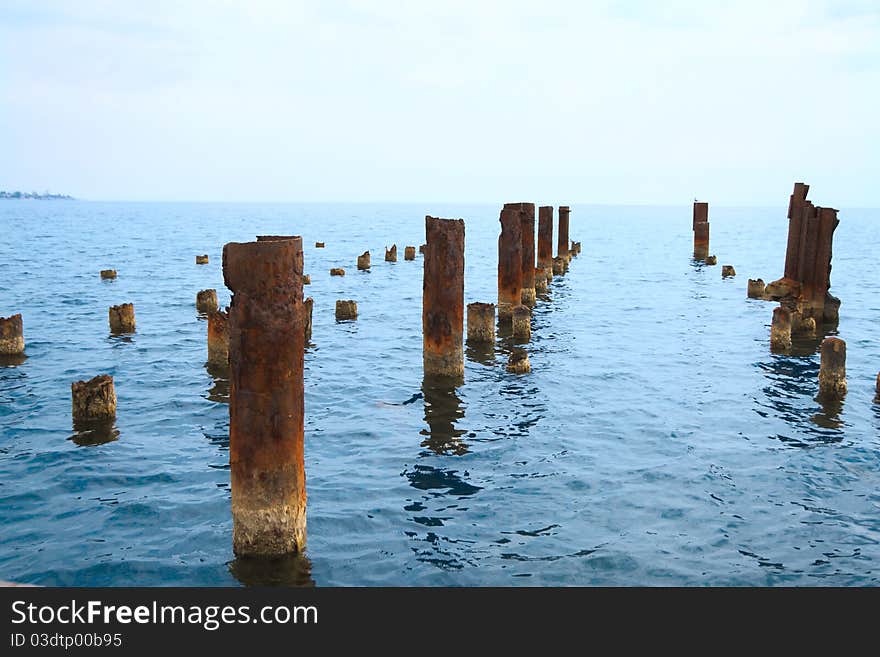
[207,310,229,366]
[770,306,791,351]
[0,314,25,355]
[404,246,416,261]
[197,289,218,313]
[512,304,531,340]
[71,374,116,421]
[304,297,313,343]
[467,302,495,343]
[558,206,570,261]
[497,206,522,321]
[223,236,306,556]
[385,244,397,262]
[109,303,135,333]
[818,337,846,399]
[505,202,536,307]
[537,206,553,276]
[423,216,465,377]
[747,279,766,299]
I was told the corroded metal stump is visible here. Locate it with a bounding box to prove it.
[558,206,571,262]
[71,374,116,421]
[385,244,397,262]
[506,349,530,374]
[315,242,325,248]
[304,297,313,343]
[196,254,209,265]
[197,289,218,313]
[302,274,311,286]
[747,279,766,299]
[693,201,709,259]
[818,337,846,399]
[552,256,565,276]
[512,304,531,341]
[467,302,495,344]
[109,303,135,333]
[423,216,465,377]
[771,306,792,351]
[722,265,736,278]
[100,269,117,280]
[497,205,522,321]
[504,202,536,307]
[0,314,25,355]
[207,310,229,366]
[223,236,306,556]
[537,206,553,279]
[330,267,345,276]
[335,300,357,320]
[357,251,371,270]
[405,246,416,261]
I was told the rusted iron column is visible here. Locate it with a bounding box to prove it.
[693,202,709,259]
[0,314,25,355]
[197,289,218,313]
[770,306,791,351]
[497,206,522,321]
[558,206,571,261]
[506,202,536,307]
[552,256,565,276]
[423,216,465,377]
[467,302,495,343]
[784,183,809,280]
[109,303,135,333]
[71,374,116,421]
[818,337,846,399]
[223,236,306,556]
[537,206,553,279]
[207,310,229,366]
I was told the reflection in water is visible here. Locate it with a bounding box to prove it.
[69,418,120,446]
[228,553,314,587]
[404,464,482,497]
[204,362,230,404]
[812,396,844,430]
[420,374,467,455]
[0,353,28,368]
[465,342,495,366]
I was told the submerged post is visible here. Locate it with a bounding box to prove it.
[818,337,846,399]
[109,303,135,333]
[558,206,570,261]
[207,310,229,366]
[423,216,465,377]
[0,314,25,356]
[223,236,306,556]
[498,206,523,321]
[71,374,116,421]
[467,302,495,344]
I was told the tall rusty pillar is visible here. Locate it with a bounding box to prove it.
[223,236,306,556]
[558,206,571,262]
[498,206,523,321]
[423,216,465,378]
[512,202,537,307]
[537,206,554,283]
[783,183,809,281]
[693,201,709,259]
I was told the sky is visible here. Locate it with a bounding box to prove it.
[1,1,878,205]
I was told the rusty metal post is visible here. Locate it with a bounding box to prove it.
[223,236,306,556]
[109,303,135,333]
[558,206,570,261]
[537,206,553,278]
[506,202,536,307]
[497,206,522,321]
[404,246,416,261]
[197,289,218,313]
[207,310,229,366]
[818,337,847,399]
[693,202,709,259]
[423,216,465,377]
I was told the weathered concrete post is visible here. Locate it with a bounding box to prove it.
[304,297,313,343]
[705,255,717,265]
[207,310,229,366]
[315,242,325,248]
[423,216,465,377]
[693,201,709,259]
[722,265,736,278]
[404,246,416,261]
[747,279,766,299]
[71,374,116,421]
[512,304,531,340]
[357,251,371,270]
[223,236,306,556]
[497,206,522,321]
[197,289,218,313]
[770,306,792,351]
[335,300,357,320]
[507,202,536,307]
[558,206,571,261]
[196,254,209,265]
[385,245,397,262]
[506,348,530,373]
[552,256,565,276]
[330,267,345,276]
[100,269,117,279]
[109,303,135,333]
[467,302,495,343]
[302,274,311,286]
[818,337,847,399]
[534,267,549,293]
[0,314,25,356]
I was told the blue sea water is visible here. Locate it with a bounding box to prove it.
[0,200,878,586]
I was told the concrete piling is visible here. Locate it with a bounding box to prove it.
[357,251,371,270]
[223,236,306,556]
[0,314,25,356]
[506,348,530,374]
[385,244,397,262]
[534,267,548,293]
[304,297,313,343]
[747,279,766,299]
[818,337,847,399]
[100,269,117,279]
[330,267,345,276]
[497,206,523,321]
[315,242,324,248]
[512,304,531,340]
[570,241,581,256]
[771,306,792,351]
[558,206,571,261]
[404,246,416,261]
[423,216,465,377]
[467,302,495,343]
[722,265,736,277]
[552,256,565,276]
[693,202,709,259]
[71,374,116,421]
[196,255,209,265]
[109,303,135,333]
[197,289,218,313]
[335,300,358,320]
[207,310,229,366]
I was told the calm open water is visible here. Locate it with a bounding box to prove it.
[1,201,879,586]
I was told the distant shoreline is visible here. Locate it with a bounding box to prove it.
[0,191,75,200]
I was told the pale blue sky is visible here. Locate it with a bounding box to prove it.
[1,1,878,204]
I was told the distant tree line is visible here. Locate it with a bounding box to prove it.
[0,190,75,200]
